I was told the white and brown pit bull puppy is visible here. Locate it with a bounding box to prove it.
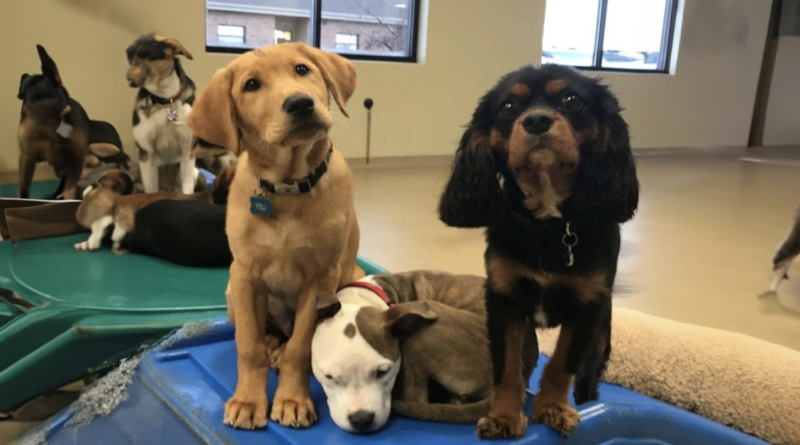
[311,271,537,433]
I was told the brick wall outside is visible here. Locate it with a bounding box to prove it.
[207,11,279,47]
[320,20,406,53]
[207,11,406,54]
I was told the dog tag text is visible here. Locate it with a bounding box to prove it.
[250,196,272,217]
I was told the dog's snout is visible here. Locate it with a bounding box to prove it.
[283,94,315,118]
[523,113,554,135]
[127,77,136,88]
[348,410,375,432]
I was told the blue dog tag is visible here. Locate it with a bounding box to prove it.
[250,196,272,217]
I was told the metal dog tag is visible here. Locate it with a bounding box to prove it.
[250,196,272,217]
[56,120,73,138]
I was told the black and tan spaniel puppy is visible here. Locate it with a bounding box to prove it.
[439,64,639,439]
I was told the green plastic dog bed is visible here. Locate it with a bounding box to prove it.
[0,182,385,411]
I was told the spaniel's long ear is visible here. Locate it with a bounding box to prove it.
[574,92,639,223]
[188,68,240,155]
[438,125,506,228]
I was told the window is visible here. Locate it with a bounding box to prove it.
[205,0,421,62]
[334,33,359,51]
[542,0,679,73]
[217,25,245,45]
[274,30,293,44]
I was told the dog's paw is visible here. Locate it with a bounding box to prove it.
[74,240,98,251]
[111,244,129,255]
[224,392,268,430]
[475,411,528,440]
[532,395,580,436]
[270,393,317,428]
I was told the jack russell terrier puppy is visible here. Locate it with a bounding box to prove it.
[312,271,537,433]
[126,33,201,194]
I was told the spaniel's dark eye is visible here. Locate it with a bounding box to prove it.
[375,367,390,379]
[500,100,519,117]
[295,64,310,76]
[560,94,582,112]
[243,78,261,92]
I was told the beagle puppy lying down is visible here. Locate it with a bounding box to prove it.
[74,169,232,267]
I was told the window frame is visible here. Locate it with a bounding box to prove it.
[206,0,421,63]
[546,0,680,74]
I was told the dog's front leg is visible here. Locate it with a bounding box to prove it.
[60,154,84,200]
[75,215,113,251]
[225,261,270,430]
[271,272,339,428]
[136,143,159,193]
[18,153,36,199]
[179,146,196,195]
[476,292,530,440]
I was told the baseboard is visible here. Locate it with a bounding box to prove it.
[348,147,750,169]
[347,155,453,169]
[633,146,748,156]
[0,169,58,186]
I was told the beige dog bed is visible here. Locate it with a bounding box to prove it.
[537,307,800,445]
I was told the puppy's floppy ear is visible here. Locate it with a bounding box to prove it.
[298,44,356,117]
[439,97,507,228]
[36,45,62,86]
[115,171,135,196]
[384,302,438,339]
[154,35,194,60]
[574,91,639,223]
[316,296,342,323]
[18,74,30,100]
[188,69,240,155]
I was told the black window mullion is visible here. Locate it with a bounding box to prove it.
[593,0,609,68]
[312,0,322,48]
[658,0,679,71]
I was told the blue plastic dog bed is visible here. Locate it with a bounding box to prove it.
[28,318,767,445]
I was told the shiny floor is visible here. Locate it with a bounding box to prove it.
[353,150,800,351]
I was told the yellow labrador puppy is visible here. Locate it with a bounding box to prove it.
[187,43,359,430]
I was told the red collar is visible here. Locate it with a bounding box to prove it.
[339,281,395,308]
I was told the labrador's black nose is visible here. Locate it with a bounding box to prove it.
[283,94,315,118]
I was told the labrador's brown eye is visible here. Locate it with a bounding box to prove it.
[296,64,310,76]
[243,78,261,92]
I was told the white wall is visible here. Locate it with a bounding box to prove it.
[0,0,775,173]
[597,0,772,149]
[762,37,800,146]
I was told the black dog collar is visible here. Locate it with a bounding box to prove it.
[144,87,185,106]
[259,146,333,195]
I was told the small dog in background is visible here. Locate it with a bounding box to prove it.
[439,64,638,439]
[194,137,236,177]
[127,34,200,194]
[771,206,800,291]
[75,170,207,253]
[18,45,90,200]
[74,169,234,267]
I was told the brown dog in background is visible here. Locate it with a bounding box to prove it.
[17,45,89,200]
[188,42,359,430]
